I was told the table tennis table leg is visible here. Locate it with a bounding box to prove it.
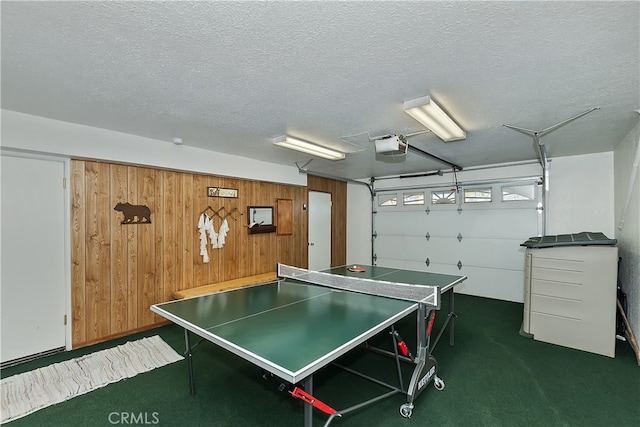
[449,290,455,346]
[303,376,313,427]
[430,289,457,351]
[184,329,195,395]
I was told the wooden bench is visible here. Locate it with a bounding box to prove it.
[171,272,278,300]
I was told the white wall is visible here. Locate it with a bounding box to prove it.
[547,152,615,237]
[346,182,373,264]
[0,110,306,186]
[614,120,640,340]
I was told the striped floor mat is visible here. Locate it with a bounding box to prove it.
[0,335,183,423]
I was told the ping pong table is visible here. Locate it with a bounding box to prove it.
[151,264,466,426]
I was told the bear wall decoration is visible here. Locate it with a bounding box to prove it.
[114,202,151,224]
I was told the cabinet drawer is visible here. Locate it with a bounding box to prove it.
[531,279,583,300]
[530,294,582,319]
[531,256,582,271]
[531,267,583,285]
[530,312,615,357]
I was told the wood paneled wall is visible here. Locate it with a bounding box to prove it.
[307,175,347,267]
[70,160,309,348]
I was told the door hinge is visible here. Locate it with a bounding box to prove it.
[63,178,67,188]
[64,314,67,325]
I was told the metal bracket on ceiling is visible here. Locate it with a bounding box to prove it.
[503,107,600,235]
[503,107,600,174]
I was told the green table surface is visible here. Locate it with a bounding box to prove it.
[326,264,465,292]
[151,265,464,383]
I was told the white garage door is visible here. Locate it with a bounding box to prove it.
[374,179,541,302]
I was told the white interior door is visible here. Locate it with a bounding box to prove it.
[308,191,331,271]
[1,154,67,363]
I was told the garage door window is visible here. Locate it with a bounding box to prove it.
[464,188,492,203]
[378,194,397,206]
[431,190,456,204]
[403,192,425,205]
[502,184,535,201]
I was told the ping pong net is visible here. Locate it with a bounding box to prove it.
[277,263,440,308]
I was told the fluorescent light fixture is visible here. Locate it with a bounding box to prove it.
[403,96,466,142]
[273,135,345,161]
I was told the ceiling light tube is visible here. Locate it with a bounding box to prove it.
[273,135,345,161]
[403,96,466,142]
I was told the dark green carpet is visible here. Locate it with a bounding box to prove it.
[2,294,638,426]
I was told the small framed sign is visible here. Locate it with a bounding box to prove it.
[207,187,238,198]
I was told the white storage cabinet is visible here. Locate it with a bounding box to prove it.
[522,234,618,357]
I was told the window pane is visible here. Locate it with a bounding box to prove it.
[502,184,535,201]
[378,194,397,206]
[431,190,456,204]
[403,192,424,205]
[464,188,492,203]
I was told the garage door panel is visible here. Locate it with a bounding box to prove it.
[379,236,530,269]
[424,237,461,264]
[375,213,406,235]
[377,258,412,270]
[403,235,429,260]
[381,258,431,274]
[421,261,465,277]
[453,266,524,302]
[375,235,406,260]
[420,211,461,235]
[400,259,430,273]
[457,239,527,270]
[376,211,429,235]
[378,259,463,278]
[380,238,527,271]
[456,209,538,238]
[378,210,460,236]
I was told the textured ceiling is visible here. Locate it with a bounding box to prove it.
[2,1,639,179]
